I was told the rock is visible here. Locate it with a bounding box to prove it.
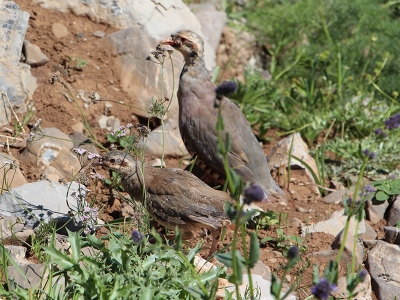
[7,263,47,289]
[189,2,226,53]
[92,30,106,38]
[387,196,400,226]
[216,27,256,81]
[0,180,84,229]
[98,115,121,132]
[0,1,36,126]
[0,154,28,189]
[5,245,30,265]
[289,217,305,228]
[40,165,65,182]
[21,128,81,179]
[302,209,366,237]
[51,22,68,38]
[358,223,377,242]
[69,132,99,155]
[331,228,364,267]
[151,158,166,168]
[34,0,215,70]
[243,261,272,281]
[100,26,183,120]
[322,190,351,204]
[332,274,372,300]
[194,256,295,300]
[267,133,320,194]
[71,122,85,133]
[384,226,400,245]
[366,240,400,299]
[23,40,49,66]
[0,216,24,238]
[365,199,389,224]
[139,120,189,157]
[15,229,34,241]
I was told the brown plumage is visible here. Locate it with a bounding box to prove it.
[102,150,233,256]
[160,30,284,199]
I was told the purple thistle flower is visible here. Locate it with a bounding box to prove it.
[287,246,299,259]
[131,229,143,244]
[244,184,265,204]
[362,149,375,160]
[215,81,238,97]
[359,185,375,197]
[374,128,383,135]
[384,112,400,130]
[358,269,368,282]
[311,278,337,300]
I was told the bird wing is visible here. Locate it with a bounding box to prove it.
[145,168,230,229]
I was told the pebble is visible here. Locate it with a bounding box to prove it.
[52,23,68,39]
[93,30,106,38]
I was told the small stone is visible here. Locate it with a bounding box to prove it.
[23,40,49,66]
[289,218,304,228]
[296,207,307,213]
[151,158,166,168]
[93,30,106,38]
[387,196,400,226]
[52,23,68,39]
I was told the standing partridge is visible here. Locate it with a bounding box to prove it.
[102,150,233,257]
[160,30,284,199]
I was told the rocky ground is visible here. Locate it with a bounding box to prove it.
[1,0,400,299]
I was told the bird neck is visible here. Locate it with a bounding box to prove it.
[180,52,208,81]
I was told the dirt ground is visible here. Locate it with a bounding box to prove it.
[7,1,379,299]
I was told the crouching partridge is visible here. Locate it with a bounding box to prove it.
[102,150,233,257]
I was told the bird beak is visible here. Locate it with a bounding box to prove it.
[160,36,174,46]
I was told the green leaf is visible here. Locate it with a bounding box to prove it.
[390,178,400,190]
[260,236,274,243]
[249,232,260,268]
[270,273,280,298]
[375,191,389,201]
[67,229,81,263]
[43,246,74,269]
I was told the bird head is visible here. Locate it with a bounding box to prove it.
[102,151,139,176]
[160,30,204,60]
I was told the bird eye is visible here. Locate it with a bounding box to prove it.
[109,158,116,163]
[180,37,186,43]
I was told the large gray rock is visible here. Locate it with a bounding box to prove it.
[189,2,226,53]
[100,26,183,120]
[8,263,47,289]
[366,240,400,299]
[0,180,83,229]
[331,228,364,268]
[0,1,37,125]
[34,0,215,70]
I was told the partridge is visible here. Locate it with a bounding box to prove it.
[160,30,284,199]
[102,150,233,256]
